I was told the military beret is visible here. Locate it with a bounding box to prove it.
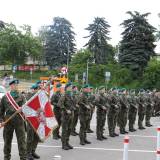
[130,89,135,93]
[139,89,145,92]
[65,82,72,90]
[99,86,105,90]
[36,80,42,85]
[111,87,117,91]
[90,86,94,89]
[146,89,150,93]
[82,84,90,88]
[72,85,77,89]
[31,84,39,90]
[121,88,126,92]
[56,83,62,88]
[9,79,19,85]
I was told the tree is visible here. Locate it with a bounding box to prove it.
[142,59,160,89]
[84,17,113,64]
[69,49,133,87]
[119,11,156,77]
[71,49,92,65]
[0,23,43,64]
[20,25,43,63]
[38,26,50,65]
[44,17,76,67]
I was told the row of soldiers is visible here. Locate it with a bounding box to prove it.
[0,79,158,159]
[51,83,157,150]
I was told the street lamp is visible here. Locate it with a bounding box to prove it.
[86,57,95,84]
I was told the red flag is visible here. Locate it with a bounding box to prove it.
[22,90,57,141]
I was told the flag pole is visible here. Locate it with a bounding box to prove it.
[0,110,20,128]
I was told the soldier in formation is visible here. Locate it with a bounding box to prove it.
[71,84,79,136]
[95,86,109,140]
[58,82,75,150]
[0,78,158,156]
[0,79,26,160]
[51,83,62,139]
[26,84,40,160]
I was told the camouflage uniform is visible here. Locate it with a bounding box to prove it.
[107,92,120,137]
[0,91,26,160]
[128,93,138,132]
[145,92,154,127]
[78,92,91,145]
[117,92,129,134]
[51,91,62,139]
[154,94,160,116]
[71,91,79,136]
[137,93,146,129]
[87,92,95,133]
[58,92,74,150]
[95,92,109,140]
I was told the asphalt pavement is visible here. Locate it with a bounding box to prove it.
[0,114,160,160]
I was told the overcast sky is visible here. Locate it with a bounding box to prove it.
[0,0,160,50]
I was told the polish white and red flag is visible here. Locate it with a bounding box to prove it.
[22,90,57,141]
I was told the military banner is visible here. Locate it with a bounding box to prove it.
[22,90,57,141]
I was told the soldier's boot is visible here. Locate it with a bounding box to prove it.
[26,153,34,160]
[53,129,61,139]
[62,142,70,150]
[84,139,91,144]
[97,135,103,141]
[109,130,115,137]
[129,123,137,132]
[129,127,136,132]
[97,131,103,140]
[102,135,107,140]
[53,132,60,139]
[146,121,153,127]
[138,122,146,130]
[124,128,128,134]
[139,126,146,130]
[80,138,86,145]
[32,152,40,159]
[67,142,73,149]
[138,119,146,130]
[87,128,94,133]
[71,131,79,136]
[120,129,125,134]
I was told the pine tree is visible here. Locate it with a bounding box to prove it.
[84,17,113,64]
[119,11,156,77]
[44,17,76,67]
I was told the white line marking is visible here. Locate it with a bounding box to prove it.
[120,135,156,138]
[88,134,157,138]
[0,141,156,153]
